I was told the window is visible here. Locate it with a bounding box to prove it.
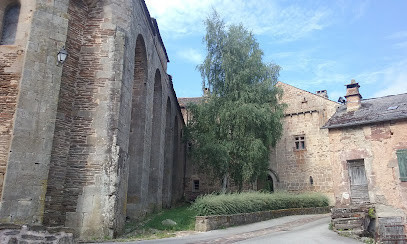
[396,150,407,182]
[294,135,305,150]
[0,3,20,45]
[193,180,200,191]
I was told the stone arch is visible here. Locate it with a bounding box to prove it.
[162,97,172,208]
[257,169,279,192]
[148,69,163,210]
[0,0,20,45]
[267,169,279,192]
[127,34,148,218]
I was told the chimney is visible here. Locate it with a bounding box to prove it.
[203,87,210,97]
[345,79,362,112]
[315,90,328,98]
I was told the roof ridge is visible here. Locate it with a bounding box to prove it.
[277,81,339,104]
[361,92,407,101]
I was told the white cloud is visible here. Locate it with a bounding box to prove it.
[385,30,407,49]
[277,52,347,87]
[177,48,204,64]
[352,0,369,21]
[342,59,407,97]
[386,30,407,40]
[394,41,407,49]
[145,0,332,42]
[373,75,407,97]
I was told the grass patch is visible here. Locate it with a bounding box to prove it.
[143,204,197,231]
[120,204,198,241]
[190,191,329,216]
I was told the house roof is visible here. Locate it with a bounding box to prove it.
[276,81,339,105]
[177,97,204,108]
[323,93,407,129]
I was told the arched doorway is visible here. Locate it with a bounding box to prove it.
[257,170,278,193]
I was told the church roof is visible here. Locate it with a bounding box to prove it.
[323,93,407,129]
[178,97,204,107]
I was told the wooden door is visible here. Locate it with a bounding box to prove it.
[348,160,369,204]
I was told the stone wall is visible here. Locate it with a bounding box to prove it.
[184,166,254,201]
[0,0,68,226]
[0,225,75,244]
[270,82,338,202]
[195,206,331,231]
[0,0,186,240]
[182,82,339,201]
[0,0,35,203]
[329,120,407,232]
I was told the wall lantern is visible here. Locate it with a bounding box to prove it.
[57,46,68,64]
[309,176,314,185]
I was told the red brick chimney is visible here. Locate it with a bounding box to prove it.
[345,79,362,111]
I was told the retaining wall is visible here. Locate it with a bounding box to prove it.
[195,206,331,231]
[0,224,75,244]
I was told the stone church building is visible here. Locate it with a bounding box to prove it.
[0,0,186,239]
[1,0,406,241]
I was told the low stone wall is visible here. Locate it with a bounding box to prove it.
[0,224,76,244]
[195,206,331,231]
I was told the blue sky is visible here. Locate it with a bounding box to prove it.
[145,0,407,101]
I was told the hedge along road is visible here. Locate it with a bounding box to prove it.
[108,214,361,244]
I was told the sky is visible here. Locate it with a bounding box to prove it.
[145,0,407,101]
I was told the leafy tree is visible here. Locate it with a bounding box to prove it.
[186,11,285,192]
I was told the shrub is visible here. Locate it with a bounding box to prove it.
[190,191,329,216]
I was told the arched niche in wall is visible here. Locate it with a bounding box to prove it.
[0,1,20,45]
[171,115,179,203]
[148,69,163,208]
[162,97,172,208]
[127,34,148,217]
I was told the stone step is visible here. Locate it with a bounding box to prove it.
[335,228,365,236]
[333,220,364,227]
[332,216,364,221]
[334,223,364,230]
[331,212,366,219]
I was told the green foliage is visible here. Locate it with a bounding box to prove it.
[190,191,329,216]
[143,205,197,231]
[121,205,198,241]
[186,10,285,190]
[368,207,376,219]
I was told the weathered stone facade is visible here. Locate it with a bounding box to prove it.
[0,0,185,239]
[270,82,339,202]
[180,82,339,201]
[324,81,407,241]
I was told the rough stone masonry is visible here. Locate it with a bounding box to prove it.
[0,0,186,239]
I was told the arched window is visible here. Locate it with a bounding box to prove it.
[0,3,20,45]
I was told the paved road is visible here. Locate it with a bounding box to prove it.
[108,214,360,244]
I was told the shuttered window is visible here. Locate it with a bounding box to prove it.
[396,149,407,182]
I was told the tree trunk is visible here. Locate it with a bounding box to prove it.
[221,173,228,193]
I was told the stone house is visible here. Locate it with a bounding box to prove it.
[323,80,407,240]
[0,0,185,239]
[270,82,339,202]
[179,82,339,201]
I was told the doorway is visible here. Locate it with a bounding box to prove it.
[348,160,369,204]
